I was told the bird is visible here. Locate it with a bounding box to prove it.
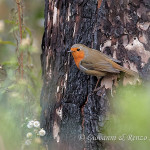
[68,44,139,90]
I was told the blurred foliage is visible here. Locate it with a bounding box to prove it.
[0,0,45,150]
[105,85,150,150]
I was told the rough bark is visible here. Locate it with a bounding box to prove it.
[40,0,150,150]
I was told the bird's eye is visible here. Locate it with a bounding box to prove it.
[77,48,80,51]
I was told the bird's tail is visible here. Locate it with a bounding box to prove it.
[116,64,141,85]
[115,63,139,78]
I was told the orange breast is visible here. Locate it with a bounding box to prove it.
[72,50,85,69]
[74,57,83,68]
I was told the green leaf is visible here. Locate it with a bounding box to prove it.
[2,61,18,68]
[0,40,16,46]
[5,20,16,25]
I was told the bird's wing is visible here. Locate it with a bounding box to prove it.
[92,49,121,63]
[80,50,120,73]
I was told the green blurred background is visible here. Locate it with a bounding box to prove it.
[105,85,150,150]
[0,0,45,149]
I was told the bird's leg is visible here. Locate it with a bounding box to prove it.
[94,77,100,91]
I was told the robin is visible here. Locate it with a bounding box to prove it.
[69,44,139,89]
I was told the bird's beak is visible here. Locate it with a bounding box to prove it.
[68,50,72,53]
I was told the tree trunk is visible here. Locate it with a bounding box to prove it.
[40,0,150,150]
